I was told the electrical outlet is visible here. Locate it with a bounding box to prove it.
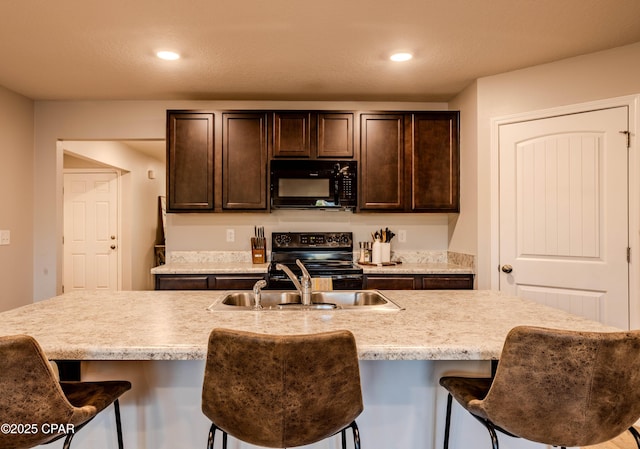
[0,230,10,245]
[398,230,407,243]
[226,229,235,242]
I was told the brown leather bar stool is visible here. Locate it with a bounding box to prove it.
[439,325,640,449]
[201,328,363,449]
[0,334,131,449]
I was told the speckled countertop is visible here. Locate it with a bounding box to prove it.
[0,290,616,361]
[358,262,473,274]
[150,261,472,275]
[151,262,270,274]
[150,250,475,275]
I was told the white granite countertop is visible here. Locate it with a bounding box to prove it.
[358,262,473,274]
[151,262,472,275]
[150,250,475,275]
[0,290,616,361]
[151,262,269,274]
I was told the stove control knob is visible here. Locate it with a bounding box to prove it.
[339,234,350,245]
[281,235,292,245]
[274,234,290,246]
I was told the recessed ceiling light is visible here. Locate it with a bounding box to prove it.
[156,51,180,61]
[390,52,413,62]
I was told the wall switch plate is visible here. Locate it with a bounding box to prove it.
[226,229,235,242]
[398,230,407,243]
[0,230,10,245]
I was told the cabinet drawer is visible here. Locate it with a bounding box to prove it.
[365,276,416,290]
[215,275,267,290]
[421,275,474,290]
[155,275,211,290]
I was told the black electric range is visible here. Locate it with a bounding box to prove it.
[267,232,363,290]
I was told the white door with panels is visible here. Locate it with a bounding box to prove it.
[499,107,629,329]
[63,171,119,292]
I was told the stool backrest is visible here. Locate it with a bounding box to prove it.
[478,326,640,447]
[202,328,363,448]
[0,334,91,448]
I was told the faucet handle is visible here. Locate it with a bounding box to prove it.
[295,259,311,280]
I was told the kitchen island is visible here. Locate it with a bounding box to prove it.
[0,290,616,449]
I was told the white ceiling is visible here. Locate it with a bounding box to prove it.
[1,0,639,102]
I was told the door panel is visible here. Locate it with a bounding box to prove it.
[64,171,119,291]
[499,107,629,328]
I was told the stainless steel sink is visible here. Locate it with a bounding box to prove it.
[208,290,402,311]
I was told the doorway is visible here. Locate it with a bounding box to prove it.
[60,140,166,291]
[498,106,630,329]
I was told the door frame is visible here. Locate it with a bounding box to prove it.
[490,94,639,328]
[62,168,123,292]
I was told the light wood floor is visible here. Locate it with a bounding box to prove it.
[583,429,638,449]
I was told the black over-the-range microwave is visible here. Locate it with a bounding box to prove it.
[270,160,357,210]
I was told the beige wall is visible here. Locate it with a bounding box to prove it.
[33,100,447,301]
[462,42,640,289]
[448,80,478,257]
[0,86,34,312]
[25,41,640,301]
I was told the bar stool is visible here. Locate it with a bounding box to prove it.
[201,328,363,449]
[439,325,640,449]
[0,334,131,449]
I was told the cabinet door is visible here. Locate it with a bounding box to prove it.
[273,112,312,158]
[223,113,268,209]
[167,112,214,211]
[317,113,353,158]
[359,114,406,210]
[412,112,460,211]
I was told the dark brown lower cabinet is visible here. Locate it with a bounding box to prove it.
[155,274,267,290]
[364,274,474,290]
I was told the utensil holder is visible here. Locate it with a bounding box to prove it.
[380,242,391,263]
[371,241,382,264]
[371,241,391,265]
[251,249,266,264]
[251,237,266,264]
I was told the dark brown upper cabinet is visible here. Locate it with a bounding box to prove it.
[272,112,354,159]
[166,109,458,214]
[273,112,312,158]
[166,111,214,211]
[359,111,459,212]
[359,113,407,210]
[222,112,268,210]
[411,112,460,212]
[317,113,353,158]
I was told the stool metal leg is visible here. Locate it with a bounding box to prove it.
[207,423,229,449]
[350,421,361,449]
[629,426,640,449]
[114,399,124,449]
[338,421,360,449]
[443,393,453,449]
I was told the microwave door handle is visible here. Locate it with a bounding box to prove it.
[334,176,340,205]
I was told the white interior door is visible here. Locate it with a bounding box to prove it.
[63,171,119,292]
[499,107,629,329]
